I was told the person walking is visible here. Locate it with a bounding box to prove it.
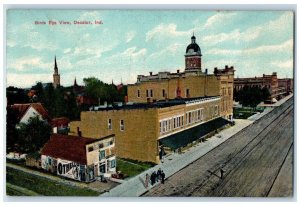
[161,170,165,184]
[150,172,155,185]
[157,168,162,181]
[220,168,225,179]
[145,173,149,188]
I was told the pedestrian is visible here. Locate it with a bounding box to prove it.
[157,168,162,180]
[220,168,225,179]
[145,173,149,188]
[150,172,155,185]
[161,170,165,184]
[153,171,158,183]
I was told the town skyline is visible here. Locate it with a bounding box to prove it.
[6,10,294,88]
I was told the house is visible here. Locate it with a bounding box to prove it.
[40,134,116,182]
[9,103,50,126]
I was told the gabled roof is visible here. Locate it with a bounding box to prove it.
[9,103,50,122]
[41,134,101,165]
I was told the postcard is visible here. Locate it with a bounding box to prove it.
[5,8,294,198]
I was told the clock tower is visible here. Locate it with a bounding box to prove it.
[185,35,202,73]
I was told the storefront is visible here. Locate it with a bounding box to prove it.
[41,134,116,182]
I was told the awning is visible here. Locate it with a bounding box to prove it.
[159,117,230,150]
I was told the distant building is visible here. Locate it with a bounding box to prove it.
[41,134,116,182]
[50,117,70,134]
[234,73,293,101]
[69,35,234,163]
[53,56,60,89]
[9,103,50,126]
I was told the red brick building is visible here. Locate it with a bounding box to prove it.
[234,72,293,101]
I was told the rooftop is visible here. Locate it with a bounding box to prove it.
[41,134,114,165]
[9,103,50,121]
[89,96,220,112]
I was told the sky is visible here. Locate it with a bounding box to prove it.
[6,10,294,88]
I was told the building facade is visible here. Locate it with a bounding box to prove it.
[234,72,293,101]
[127,35,234,120]
[69,96,225,163]
[69,35,234,164]
[41,134,116,182]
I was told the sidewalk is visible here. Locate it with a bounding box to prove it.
[248,94,293,121]
[100,119,252,197]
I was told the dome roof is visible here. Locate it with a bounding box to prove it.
[185,35,202,55]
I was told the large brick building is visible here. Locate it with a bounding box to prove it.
[234,72,293,101]
[69,35,235,163]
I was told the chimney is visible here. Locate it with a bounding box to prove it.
[77,127,81,137]
[177,69,180,74]
[225,65,228,69]
[149,72,153,76]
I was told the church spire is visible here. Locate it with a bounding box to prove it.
[54,56,58,74]
[74,77,78,86]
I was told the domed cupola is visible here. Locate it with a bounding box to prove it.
[185,35,202,55]
[185,34,202,73]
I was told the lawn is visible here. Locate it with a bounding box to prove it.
[116,158,155,178]
[233,107,264,119]
[6,167,100,196]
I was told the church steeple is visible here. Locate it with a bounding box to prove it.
[53,55,60,88]
[54,56,58,74]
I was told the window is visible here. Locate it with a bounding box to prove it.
[137,90,140,97]
[99,164,106,173]
[215,105,219,116]
[108,119,112,130]
[146,90,149,97]
[162,89,165,97]
[99,143,104,149]
[186,89,190,98]
[150,89,153,97]
[88,146,93,152]
[109,140,113,145]
[99,150,106,160]
[120,120,125,131]
[110,159,116,168]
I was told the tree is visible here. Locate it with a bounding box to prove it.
[238,86,271,109]
[83,77,104,104]
[6,106,18,152]
[16,116,52,153]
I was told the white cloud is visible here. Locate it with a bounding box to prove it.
[204,12,237,29]
[63,48,72,54]
[146,23,190,42]
[202,27,261,46]
[8,56,51,71]
[7,73,52,88]
[271,60,293,69]
[126,31,136,43]
[206,39,293,56]
[149,43,185,59]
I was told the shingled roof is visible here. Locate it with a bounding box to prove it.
[40,134,100,165]
[10,103,50,121]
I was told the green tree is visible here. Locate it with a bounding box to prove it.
[17,116,52,153]
[83,77,104,104]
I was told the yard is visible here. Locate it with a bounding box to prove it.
[233,107,265,119]
[116,158,155,178]
[6,167,101,196]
